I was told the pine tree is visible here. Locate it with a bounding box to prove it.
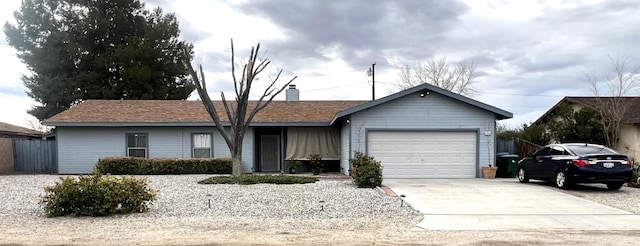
[4,0,195,120]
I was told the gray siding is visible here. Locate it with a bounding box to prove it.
[349,92,496,177]
[57,126,254,174]
[210,128,255,172]
[340,121,350,175]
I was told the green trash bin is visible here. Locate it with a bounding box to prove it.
[496,154,520,178]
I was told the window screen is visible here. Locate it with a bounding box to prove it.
[126,133,148,158]
[193,133,212,158]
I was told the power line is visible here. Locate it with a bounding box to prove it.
[296,80,573,99]
[494,105,555,108]
[480,74,584,79]
[481,92,564,97]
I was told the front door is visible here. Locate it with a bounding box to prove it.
[260,135,280,171]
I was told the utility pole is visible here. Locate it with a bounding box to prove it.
[367,63,376,101]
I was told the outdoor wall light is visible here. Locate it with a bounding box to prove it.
[419,90,431,97]
[346,119,350,124]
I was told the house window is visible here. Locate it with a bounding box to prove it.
[193,133,212,158]
[126,133,148,158]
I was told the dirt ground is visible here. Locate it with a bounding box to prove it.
[2,217,640,245]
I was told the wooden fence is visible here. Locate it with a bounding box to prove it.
[497,138,542,158]
[13,139,57,174]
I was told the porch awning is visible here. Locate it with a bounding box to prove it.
[285,127,340,160]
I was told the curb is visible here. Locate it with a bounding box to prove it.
[377,185,398,197]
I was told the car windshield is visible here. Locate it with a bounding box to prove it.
[566,145,618,156]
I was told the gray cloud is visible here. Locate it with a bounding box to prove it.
[200,50,230,73]
[236,0,468,71]
[178,20,214,43]
[0,85,26,97]
[520,1,640,73]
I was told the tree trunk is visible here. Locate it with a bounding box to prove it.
[232,156,243,176]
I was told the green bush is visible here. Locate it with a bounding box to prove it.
[308,154,324,172]
[41,173,156,217]
[198,174,318,185]
[95,157,232,175]
[350,151,383,188]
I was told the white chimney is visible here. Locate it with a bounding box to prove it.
[286,84,299,101]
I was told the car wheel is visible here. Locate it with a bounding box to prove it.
[555,171,572,189]
[606,182,625,190]
[517,167,529,183]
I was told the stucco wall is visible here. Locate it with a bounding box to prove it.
[618,125,639,161]
[0,138,13,174]
[348,92,497,178]
[56,126,254,174]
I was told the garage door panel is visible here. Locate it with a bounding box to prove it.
[368,131,476,179]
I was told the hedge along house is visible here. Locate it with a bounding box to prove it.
[43,83,512,178]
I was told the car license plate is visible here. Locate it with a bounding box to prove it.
[603,162,614,168]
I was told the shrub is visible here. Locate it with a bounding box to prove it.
[286,159,302,169]
[308,154,324,173]
[198,174,318,185]
[41,173,156,217]
[95,157,232,175]
[630,161,640,188]
[350,151,383,188]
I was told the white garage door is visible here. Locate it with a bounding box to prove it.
[368,131,477,178]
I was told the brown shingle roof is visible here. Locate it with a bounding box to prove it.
[566,97,640,123]
[0,122,43,137]
[44,100,368,125]
[532,96,640,126]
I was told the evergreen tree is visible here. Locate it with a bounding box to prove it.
[4,0,195,120]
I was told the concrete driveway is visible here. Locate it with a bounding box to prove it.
[383,179,640,231]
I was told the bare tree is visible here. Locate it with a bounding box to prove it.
[584,55,640,149]
[181,40,297,176]
[23,117,51,133]
[395,57,478,96]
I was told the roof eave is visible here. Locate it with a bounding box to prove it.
[0,130,43,138]
[44,121,334,127]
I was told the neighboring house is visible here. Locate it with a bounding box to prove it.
[43,83,512,178]
[0,122,45,173]
[0,122,43,139]
[531,96,640,161]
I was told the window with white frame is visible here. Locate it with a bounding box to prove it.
[126,133,148,158]
[193,133,212,158]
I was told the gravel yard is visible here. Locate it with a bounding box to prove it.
[0,175,421,226]
[560,183,640,214]
[0,175,424,245]
[2,175,640,245]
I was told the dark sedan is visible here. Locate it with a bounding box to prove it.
[517,143,633,190]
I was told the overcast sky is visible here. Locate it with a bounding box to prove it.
[1,0,639,129]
